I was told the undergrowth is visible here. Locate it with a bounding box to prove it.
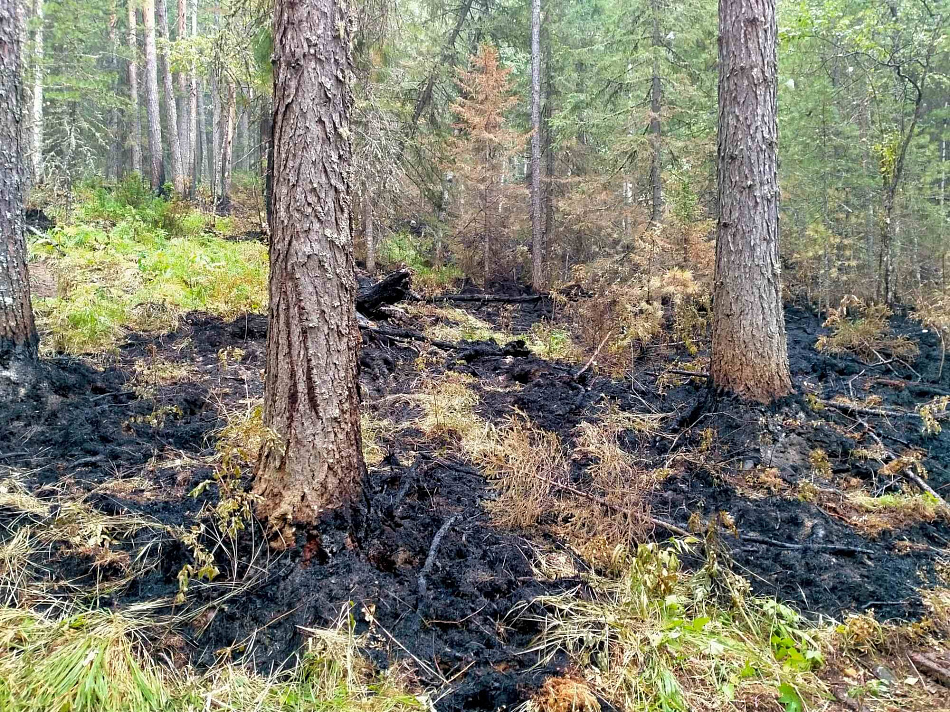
[520,542,828,712]
[29,178,267,353]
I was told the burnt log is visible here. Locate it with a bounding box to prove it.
[356,269,412,316]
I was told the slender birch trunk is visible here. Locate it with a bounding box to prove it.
[156,0,184,192]
[176,0,189,171]
[1,0,39,395]
[142,0,165,190]
[127,0,143,175]
[529,0,543,289]
[217,80,236,211]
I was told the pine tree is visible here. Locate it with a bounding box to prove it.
[710,0,791,403]
[253,0,365,541]
[448,44,526,285]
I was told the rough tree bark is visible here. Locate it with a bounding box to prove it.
[253,0,365,540]
[29,0,42,183]
[529,0,543,289]
[0,0,39,395]
[127,0,143,175]
[142,0,164,190]
[156,0,184,193]
[710,0,791,403]
[176,0,189,171]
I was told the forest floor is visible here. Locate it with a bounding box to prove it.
[2,198,950,711]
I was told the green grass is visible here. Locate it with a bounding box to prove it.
[522,541,828,712]
[29,178,267,353]
[0,605,422,712]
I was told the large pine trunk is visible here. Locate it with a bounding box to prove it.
[710,0,791,403]
[127,0,143,175]
[253,0,365,540]
[0,0,39,394]
[156,0,184,193]
[142,0,164,190]
[529,0,543,289]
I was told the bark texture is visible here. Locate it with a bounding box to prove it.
[254,0,365,538]
[0,0,39,393]
[710,0,791,403]
[127,0,142,175]
[156,0,184,193]
[529,0,543,289]
[142,0,164,190]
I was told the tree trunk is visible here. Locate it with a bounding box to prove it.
[29,0,43,184]
[648,0,662,227]
[200,81,211,184]
[710,0,791,403]
[0,0,39,395]
[254,0,365,540]
[127,0,143,175]
[217,80,235,212]
[142,0,164,191]
[107,1,121,181]
[364,186,376,275]
[238,106,249,171]
[210,73,221,203]
[542,35,555,265]
[176,0,189,172]
[260,105,274,231]
[188,0,197,196]
[156,0,184,193]
[529,0,543,290]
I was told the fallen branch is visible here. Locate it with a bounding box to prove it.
[900,468,950,511]
[425,293,543,304]
[650,369,711,379]
[418,514,459,600]
[739,533,874,556]
[819,400,910,419]
[910,652,950,688]
[362,324,457,352]
[573,331,612,381]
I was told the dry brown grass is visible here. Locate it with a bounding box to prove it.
[474,415,569,529]
[816,297,919,363]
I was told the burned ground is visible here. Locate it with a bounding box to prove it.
[1,297,948,709]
